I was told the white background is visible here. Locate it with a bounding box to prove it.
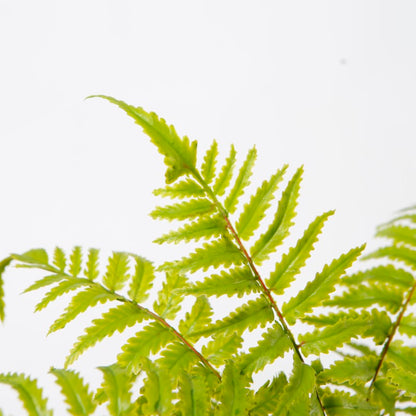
[1,1,416,413]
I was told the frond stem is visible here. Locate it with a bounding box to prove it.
[368,281,416,396]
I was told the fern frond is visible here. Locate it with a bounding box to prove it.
[318,356,378,387]
[272,360,316,416]
[267,211,334,295]
[35,278,92,312]
[178,296,212,338]
[370,379,398,416]
[201,333,243,366]
[0,257,12,321]
[98,364,137,416]
[93,96,197,184]
[346,265,414,289]
[139,359,173,415]
[387,367,416,399]
[299,315,372,356]
[218,360,250,416]
[160,238,244,274]
[191,297,273,338]
[176,369,211,416]
[153,178,205,199]
[53,247,66,272]
[84,248,99,281]
[50,368,96,416]
[0,372,52,416]
[127,255,155,303]
[236,166,287,240]
[224,147,257,214]
[13,249,54,272]
[65,302,148,367]
[325,282,403,313]
[153,272,187,320]
[365,246,416,269]
[386,341,416,374]
[282,245,364,324]
[321,389,379,416]
[399,314,416,337]
[376,224,416,247]
[69,246,82,276]
[151,198,215,221]
[181,266,259,298]
[237,323,291,376]
[250,167,303,264]
[154,215,226,245]
[23,274,67,293]
[248,374,287,416]
[102,252,130,292]
[201,140,218,185]
[213,145,237,196]
[118,322,174,373]
[48,284,117,334]
[158,342,199,376]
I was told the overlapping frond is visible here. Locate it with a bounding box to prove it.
[0,257,12,321]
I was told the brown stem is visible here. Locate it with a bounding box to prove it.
[368,281,416,396]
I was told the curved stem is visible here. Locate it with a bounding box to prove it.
[368,281,416,396]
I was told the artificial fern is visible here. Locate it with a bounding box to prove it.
[0,97,415,415]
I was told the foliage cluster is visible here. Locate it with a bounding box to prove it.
[1,96,416,415]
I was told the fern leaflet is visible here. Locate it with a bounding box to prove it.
[201,333,243,366]
[84,248,99,281]
[52,247,66,272]
[0,257,12,321]
[153,178,205,199]
[127,255,154,303]
[201,140,218,184]
[158,342,199,376]
[178,296,212,338]
[213,145,237,196]
[102,252,130,292]
[151,198,215,221]
[69,246,82,277]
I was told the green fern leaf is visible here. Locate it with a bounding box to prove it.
[318,356,378,386]
[237,323,291,376]
[248,374,287,416]
[272,360,316,416]
[224,147,257,214]
[179,296,212,338]
[139,359,173,415]
[0,257,12,322]
[191,297,273,338]
[283,245,364,324]
[387,341,416,374]
[325,282,403,313]
[376,224,416,246]
[158,342,199,376]
[250,167,303,264]
[218,360,250,416]
[13,249,54,272]
[154,215,226,245]
[213,145,237,196]
[127,255,154,303]
[365,246,416,269]
[399,314,416,337]
[346,265,414,289]
[50,368,96,416]
[153,272,187,320]
[69,246,82,276]
[151,198,215,221]
[182,266,259,298]
[236,166,287,240]
[23,274,67,294]
[387,367,416,399]
[153,178,205,199]
[35,278,92,312]
[48,284,117,334]
[93,95,197,184]
[102,252,130,292]
[52,247,66,272]
[299,315,372,356]
[0,373,52,416]
[370,379,398,416]
[65,302,147,367]
[160,238,244,274]
[98,364,137,416]
[176,369,211,416]
[118,322,174,373]
[201,140,218,184]
[201,333,243,366]
[267,211,334,295]
[84,248,99,281]
[321,389,379,416]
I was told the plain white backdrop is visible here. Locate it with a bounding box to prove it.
[1,1,416,413]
